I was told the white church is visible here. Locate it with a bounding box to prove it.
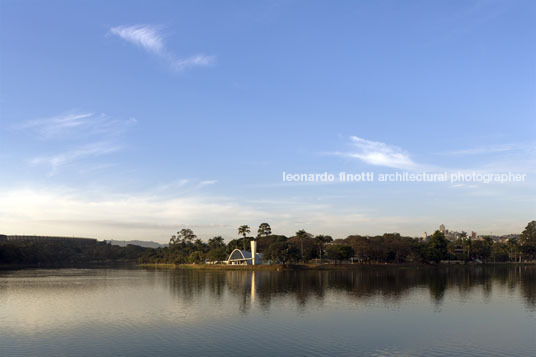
[226,240,263,265]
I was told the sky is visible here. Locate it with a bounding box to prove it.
[0,0,535,243]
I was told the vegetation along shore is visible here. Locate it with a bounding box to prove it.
[1,221,534,269]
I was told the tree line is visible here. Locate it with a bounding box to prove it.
[0,240,146,267]
[1,221,533,266]
[138,220,536,265]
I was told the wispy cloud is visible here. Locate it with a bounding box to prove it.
[198,180,218,186]
[173,54,216,71]
[148,179,218,196]
[17,111,136,139]
[336,136,417,170]
[109,24,216,72]
[30,143,121,175]
[0,186,448,241]
[17,111,135,175]
[332,137,535,187]
[109,25,164,54]
[441,142,535,156]
[18,112,93,137]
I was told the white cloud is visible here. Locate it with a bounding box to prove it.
[17,111,136,175]
[342,136,417,169]
[173,54,216,71]
[18,112,93,137]
[198,180,218,186]
[0,186,412,242]
[0,185,527,241]
[109,24,215,72]
[110,25,164,54]
[147,179,218,195]
[0,187,267,241]
[17,111,136,139]
[29,143,121,175]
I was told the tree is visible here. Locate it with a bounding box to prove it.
[314,235,333,260]
[264,241,299,264]
[491,242,510,262]
[207,247,227,263]
[193,238,208,253]
[471,239,492,261]
[507,239,521,262]
[257,235,287,252]
[426,230,449,263]
[170,229,197,245]
[238,225,251,250]
[188,251,204,264]
[345,235,371,262]
[339,245,355,261]
[520,221,536,260]
[295,230,308,262]
[257,223,272,238]
[325,244,354,263]
[208,236,225,249]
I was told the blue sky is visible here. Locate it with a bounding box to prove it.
[0,0,534,242]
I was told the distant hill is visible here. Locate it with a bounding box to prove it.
[108,240,167,249]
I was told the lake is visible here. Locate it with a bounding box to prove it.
[1,266,535,356]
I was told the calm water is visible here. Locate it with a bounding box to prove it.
[1,266,535,357]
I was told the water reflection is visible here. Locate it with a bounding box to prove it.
[160,265,536,312]
[1,266,534,356]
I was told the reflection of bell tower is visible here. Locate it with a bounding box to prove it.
[250,271,256,302]
[251,240,257,265]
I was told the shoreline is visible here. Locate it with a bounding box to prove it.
[2,261,533,271]
[138,261,535,271]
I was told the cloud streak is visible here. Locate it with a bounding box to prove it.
[17,111,136,139]
[173,54,216,71]
[0,186,443,241]
[29,143,121,175]
[18,111,136,175]
[18,112,94,138]
[333,136,535,182]
[337,136,417,170]
[109,24,216,72]
[109,25,164,54]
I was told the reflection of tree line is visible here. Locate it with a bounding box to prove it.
[161,266,536,311]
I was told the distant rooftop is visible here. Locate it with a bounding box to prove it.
[0,235,97,244]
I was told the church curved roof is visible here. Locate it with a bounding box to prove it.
[227,249,263,263]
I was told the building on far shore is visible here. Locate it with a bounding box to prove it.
[1,235,97,246]
[225,249,262,265]
[226,241,264,265]
[226,249,264,265]
[439,224,445,234]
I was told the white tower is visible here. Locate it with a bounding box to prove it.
[250,240,257,265]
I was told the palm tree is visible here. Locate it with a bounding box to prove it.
[314,235,333,260]
[295,230,308,262]
[238,225,251,250]
[208,236,225,249]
